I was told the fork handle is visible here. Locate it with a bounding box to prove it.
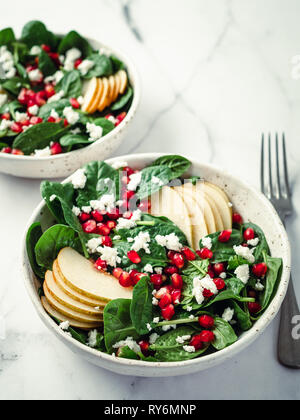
[278,276,300,368]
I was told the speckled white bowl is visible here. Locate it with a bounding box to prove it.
[22,153,291,377]
[0,38,140,179]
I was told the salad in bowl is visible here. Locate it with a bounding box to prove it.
[24,154,287,370]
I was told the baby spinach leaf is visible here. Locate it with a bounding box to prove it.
[91,117,115,136]
[258,252,282,312]
[60,133,92,147]
[38,99,70,120]
[8,100,24,120]
[202,290,253,308]
[12,122,68,155]
[55,70,82,98]
[224,276,245,295]
[58,30,92,57]
[12,41,29,64]
[181,260,209,305]
[230,300,252,331]
[21,20,57,49]
[26,222,45,279]
[0,27,15,45]
[243,222,270,262]
[212,317,237,350]
[150,155,191,180]
[150,326,208,361]
[117,346,140,360]
[110,55,125,72]
[1,77,29,95]
[35,224,82,270]
[227,255,249,271]
[130,276,153,334]
[111,86,133,111]
[103,298,139,353]
[203,229,243,263]
[83,53,113,78]
[38,50,57,76]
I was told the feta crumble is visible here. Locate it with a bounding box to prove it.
[64,48,81,71]
[28,104,39,115]
[59,321,70,331]
[33,146,51,157]
[255,280,265,291]
[44,70,64,85]
[162,324,177,331]
[15,111,28,122]
[153,317,160,324]
[201,236,212,250]
[86,237,103,254]
[71,168,87,189]
[48,90,65,103]
[28,68,43,82]
[152,297,159,306]
[183,345,195,353]
[87,329,98,348]
[222,307,234,322]
[234,264,250,284]
[175,335,191,344]
[247,237,260,247]
[29,45,41,55]
[130,231,151,254]
[77,59,94,76]
[149,333,159,344]
[144,263,153,273]
[0,93,8,107]
[233,245,255,263]
[192,274,218,305]
[155,233,183,252]
[154,267,163,274]
[112,337,141,353]
[86,122,103,141]
[146,323,152,332]
[219,272,227,279]
[95,246,120,267]
[90,194,115,213]
[127,172,142,191]
[63,106,79,125]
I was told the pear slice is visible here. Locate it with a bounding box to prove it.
[205,181,232,222]
[112,73,121,102]
[107,75,115,106]
[98,77,109,111]
[57,247,133,301]
[41,297,101,330]
[173,185,208,249]
[45,270,104,316]
[81,77,98,112]
[205,195,224,232]
[43,281,102,324]
[203,182,232,229]
[150,186,193,246]
[53,260,106,308]
[118,70,128,94]
[87,78,103,114]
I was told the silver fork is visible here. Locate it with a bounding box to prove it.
[261,133,300,368]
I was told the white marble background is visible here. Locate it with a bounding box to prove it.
[0,0,300,400]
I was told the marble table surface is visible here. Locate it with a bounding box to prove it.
[1,0,300,400]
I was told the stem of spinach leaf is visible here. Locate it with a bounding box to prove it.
[136,221,156,226]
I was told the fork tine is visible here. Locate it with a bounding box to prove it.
[282,133,291,197]
[260,133,265,194]
[275,133,282,198]
[268,133,274,198]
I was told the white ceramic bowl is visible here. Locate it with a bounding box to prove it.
[0,38,140,179]
[22,153,291,377]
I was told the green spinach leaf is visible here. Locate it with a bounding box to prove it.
[130,276,153,334]
[212,317,237,350]
[55,70,82,98]
[57,30,92,57]
[38,49,57,76]
[111,86,133,111]
[83,53,113,78]
[0,27,15,46]
[26,222,45,279]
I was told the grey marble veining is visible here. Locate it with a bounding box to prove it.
[0,0,300,400]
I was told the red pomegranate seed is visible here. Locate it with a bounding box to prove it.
[167,250,176,260]
[102,236,112,247]
[44,84,55,98]
[79,212,90,223]
[63,118,69,127]
[199,330,215,343]
[190,335,203,350]
[48,52,60,65]
[30,116,43,125]
[74,58,83,69]
[115,111,126,126]
[123,190,135,201]
[171,289,181,304]
[96,223,111,236]
[150,274,164,288]
[18,88,28,105]
[47,116,56,123]
[106,220,117,230]
[11,149,24,155]
[196,248,213,259]
[248,302,262,314]
[172,253,185,269]
[107,208,120,220]
[202,289,214,298]
[243,228,255,241]
[82,219,97,233]
[252,262,267,277]
[119,271,133,287]
[26,64,37,73]
[139,340,149,356]
[1,112,10,120]
[94,258,107,271]
[181,247,196,261]
[10,122,23,133]
[132,272,145,284]
[198,315,215,329]
[35,91,47,106]
[213,278,225,290]
[70,98,80,109]
[127,250,141,264]
[155,286,173,299]
[159,293,172,309]
[91,210,103,222]
[50,142,62,155]
[207,264,215,278]
[213,262,225,275]
[123,166,135,176]
[41,44,51,52]
[1,147,12,153]
[138,199,151,212]
[122,211,133,219]
[113,267,123,279]
[161,303,175,320]
[171,273,183,289]
[218,229,232,242]
[164,265,178,275]
[233,212,243,224]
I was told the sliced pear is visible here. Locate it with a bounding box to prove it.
[41,297,100,330]
[98,77,109,111]
[53,260,106,308]
[45,270,104,316]
[87,78,103,114]
[81,77,98,112]
[150,186,193,246]
[205,181,233,221]
[118,70,127,94]
[205,195,223,231]
[173,185,208,249]
[57,247,133,301]
[107,75,115,106]
[203,182,232,229]
[112,73,121,102]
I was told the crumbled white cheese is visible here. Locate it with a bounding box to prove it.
[87,329,98,348]
[219,272,227,279]
[44,70,64,85]
[247,237,259,247]
[0,46,16,79]
[222,307,234,322]
[0,93,8,107]
[107,115,117,124]
[81,205,92,213]
[70,127,81,134]
[176,335,191,344]
[186,305,193,312]
[116,210,142,231]
[86,122,103,141]
[77,59,94,76]
[183,345,195,353]
[95,246,121,267]
[162,324,177,331]
[151,175,164,186]
[15,111,28,122]
[112,336,141,353]
[113,235,121,240]
[154,267,163,275]
[149,333,159,344]
[64,48,81,71]
[153,317,160,324]
[71,168,87,189]
[28,68,43,82]
[0,119,12,131]
[146,323,152,332]
[111,160,128,170]
[63,106,79,125]
[144,263,153,273]
[33,146,51,157]
[255,280,265,291]
[189,314,195,319]
[233,245,255,263]
[90,194,115,213]
[127,172,142,191]
[234,264,250,284]
[29,45,41,55]
[50,109,59,119]
[49,194,56,202]
[152,297,159,306]
[59,321,70,331]
[48,90,65,103]
[130,231,151,254]
[155,233,183,252]
[192,274,218,304]
[28,104,39,115]
[86,237,103,254]
[201,236,212,250]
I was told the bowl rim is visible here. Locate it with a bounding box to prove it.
[21,152,291,370]
[1,36,140,161]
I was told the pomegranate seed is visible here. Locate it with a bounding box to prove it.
[243,228,255,241]
[78,212,90,222]
[123,166,135,176]
[207,264,215,278]
[213,278,226,290]
[213,263,225,275]
[20,118,30,126]
[35,91,47,106]
[159,293,172,309]
[164,265,178,275]
[139,340,150,356]
[47,116,56,122]
[74,58,83,68]
[129,269,138,280]
[196,248,213,259]
[248,290,256,298]
[190,335,203,350]
[18,88,28,105]
[202,289,214,298]
[218,229,232,242]
[150,274,163,288]
[1,147,12,153]
[91,210,103,222]
[41,44,51,52]
[161,303,175,320]
[123,190,135,201]
[94,258,107,271]
[132,272,145,284]
[82,219,97,233]
[119,271,133,287]
[248,302,262,314]
[107,208,120,220]
[181,247,196,261]
[70,98,80,109]
[102,235,112,247]
[106,220,117,230]
[50,142,62,155]
[115,111,126,126]
[233,212,243,224]
[30,116,43,125]
[171,289,181,304]
[1,112,10,120]
[252,262,267,277]
[10,122,23,133]
[171,273,183,289]
[105,113,114,120]
[48,52,60,65]
[172,253,185,269]
[97,223,111,236]
[198,315,215,329]
[127,250,141,264]
[122,211,133,219]
[113,267,123,279]
[155,286,173,299]
[167,250,176,260]
[11,149,24,155]
[199,330,215,343]
[44,84,55,98]
[26,64,37,73]
[138,199,151,212]
[63,118,69,127]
